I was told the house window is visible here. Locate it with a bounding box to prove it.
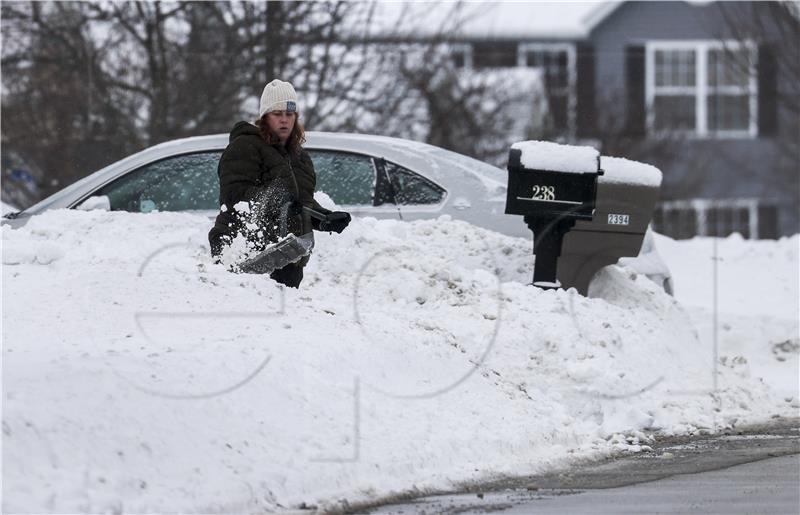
[450,44,473,69]
[707,48,752,131]
[653,49,696,131]
[518,43,576,135]
[652,198,775,239]
[472,41,518,69]
[646,41,757,138]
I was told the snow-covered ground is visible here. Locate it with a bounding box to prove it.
[2,210,798,513]
[654,232,799,400]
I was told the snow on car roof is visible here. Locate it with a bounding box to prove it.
[511,140,600,174]
[600,156,663,188]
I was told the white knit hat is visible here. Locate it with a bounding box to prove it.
[259,79,298,118]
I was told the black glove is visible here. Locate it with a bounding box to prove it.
[319,211,351,233]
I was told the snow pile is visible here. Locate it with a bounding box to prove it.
[511,140,599,173]
[600,156,663,188]
[2,210,797,513]
[654,232,799,399]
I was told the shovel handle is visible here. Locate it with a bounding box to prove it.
[302,205,330,222]
[276,204,328,239]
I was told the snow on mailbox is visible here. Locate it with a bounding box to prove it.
[505,141,604,289]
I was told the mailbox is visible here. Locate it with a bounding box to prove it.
[505,141,604,289]
[558,155,662,294]
[505,141,663,294]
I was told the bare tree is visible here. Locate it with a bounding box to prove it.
[2,0,550,209]
[715,1,800,231]
[327,3,546,167]
[1,1,140,205]
[716,2,800,170]
[1,1,381,207]
[718,2,800,116]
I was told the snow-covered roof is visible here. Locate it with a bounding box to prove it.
[370,1,621,41]
[581,1,624,34]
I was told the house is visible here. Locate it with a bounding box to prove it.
[383,1,799,239]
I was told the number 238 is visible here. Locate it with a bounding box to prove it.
[531,185,555,200]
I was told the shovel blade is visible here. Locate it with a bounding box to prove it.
[238,234,314,275]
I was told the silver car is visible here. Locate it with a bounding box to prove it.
[2,132,672,293]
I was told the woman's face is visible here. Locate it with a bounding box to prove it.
[266,110,296,144]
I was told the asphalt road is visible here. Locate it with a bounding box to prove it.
[360,418,800,515]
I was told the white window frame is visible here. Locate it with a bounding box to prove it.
[450,43,473,70]
[517,43,577,138]
[645,40,758,139]
[655,198,765,239]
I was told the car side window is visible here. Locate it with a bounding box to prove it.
[383,162,445,205]
[93,152,222,212]
[309,150,375,205]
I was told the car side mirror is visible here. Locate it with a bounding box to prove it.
[76,195,111,211]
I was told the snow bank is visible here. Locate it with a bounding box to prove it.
[654,232,799,398]
[511,140,599,174]
[2,210,796,513]
[600,156,663,188]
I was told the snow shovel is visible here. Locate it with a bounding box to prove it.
[238,201,315,275]
[238,232,314,274]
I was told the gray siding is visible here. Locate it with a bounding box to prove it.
[591,2,733,104]
[589,1,798,235]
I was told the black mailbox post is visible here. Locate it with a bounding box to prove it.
[505,144,603,289]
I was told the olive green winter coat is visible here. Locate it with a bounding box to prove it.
[208,121,329,264]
